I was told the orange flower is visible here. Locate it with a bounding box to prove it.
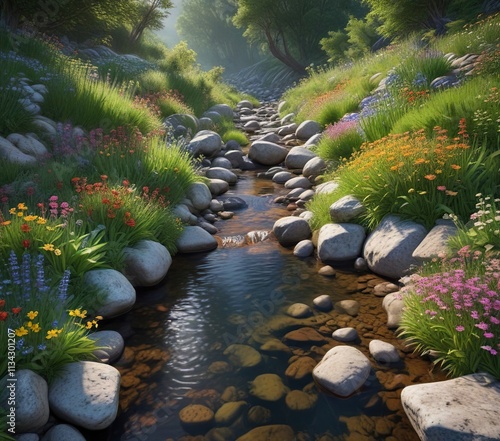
[450,164,461,170]
[20,223,31,233]
[107,210,116,219]
[0,311,8,321]
[125,218,136,227]
[1,221,11,226]
[424,174,436,181]
[11,307,22,315]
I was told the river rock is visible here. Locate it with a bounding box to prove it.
[354,257,368,272]
[284,176,312,189]
[0,136,37,166]
[173,204,197,224]
[363,215,428,279]
[247,406,271,425]
[7,133,48,157]
[208,104,234,120]
[260,339,292,355]
[164,113,199,132]
[236,425,295,441]
[317,266,336,277]
[41,424,86,441]
[48,361,120,430]
[212,157,233,170]
[329,196,366,223]
[412,222,458,262]
[16,370,49,433]
[332,327,358,342]
[179,404,214,429]
[313,346,371,397]
[188,131,222,157]
[369,340,400,363]
[225,150,245,169]
[277,123,298,136]
[206,167,238,184]
[176,226,218,253]
[214,401,247,425]
[249,374,288,401]
[287,303,313,318]
[285,146,317,170]
[88,330,124,364]
[373,282,400,297]
[273,216,311,246]
[285,390,318,411]
[305,133,322,147]
[208,178,230,196]
[123,240,172,287]
[83,269,136,318]
[272,171,294,184]
[244,120,261,132]
[401,373,500,441]
[303,156,327,178]
[315,180,339,195]
[238,99,254,109]
[293,240,314,257]
[335,299,360,316]
[313,294,333,311]
[295,120,321,140]
[203,110,224,124]
[284,327,326,344]
[382,292,405,328]
[317,223,366,262]
[223,344,262,368]
[285,356,317,381]
[248,141,288,166]
[187,182,213,211]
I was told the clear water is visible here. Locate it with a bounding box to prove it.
[98,172,441,441]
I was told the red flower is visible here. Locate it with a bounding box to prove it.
[0,311,8,321]
[57,181,63,190]
[0,299,5,309]
[122,180,129,187]
[102,198,111,205]
[11,307,22,315]
[107,210,116,219]
[125,218,136,227]
[22,239,30,249]
[21,223,31,233]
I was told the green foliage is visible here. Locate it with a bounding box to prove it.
[393,52,452,88]
[222,130,249,146]
[158,41,197,74]
[316,127,364,162]
[320,31,350,64]
[306,191,340,231]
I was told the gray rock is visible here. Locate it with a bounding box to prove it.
[287,303,313,318]
[187,182,212,211]
[280,113,295,125]
[0,136,37,166]
[249,141,288,166]
[272,171,294,184]
[329,196,366,223]
[173,204,197,224]
[295,120,321,140]
[277,123,298,136]
[373,282,400,297]
[315,180,339,195]
[382,292,405,329]
[238,100,254,109]
[84,269,136,319]
[206,167,238,184]
[317,223,366,262]
[317,266,336,277]
[313,346,371,397]
[293,240,314,257]
[354,257,368,272]
[313,294,333,311]
[401,373,500,441]
[285,147,317,170]
[335,299,360,316]
[412,223,458,262]
[7,133,48,157]
[41,424,86,441]
[203,110,224,124]
[284,176,312,189]
[48,362,120,430]
[212,157,233,170]
[16,435,39,441]
[369,339,400,363]
[273,217,311,246]
[304,133,323,147]
[32,116,57,135]
[224,150,244,168]
[298,189,315,201]
[176,226,218,253]
[16,370,49,433]
[285,187,306,200]
[332,327,358,342]
[123,240,172,287]
[363,215,428,279]
[221,196,248,210]
[226,140,243,151]
[88,330,125,364]
[164,113,199,133]
[198,117,214,130]
[199,221,218,234]
[303,156,327,178]
[188,131,222,158]
[208,103,234,119]
[258,133,280,143]
[244,120,261,132]
[210,199,224,212]
[208,178,229,196]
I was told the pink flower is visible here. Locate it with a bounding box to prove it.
[484,332,495,339]
[437,185,446,191]
[49,195,58,202]
[456,325,465,332]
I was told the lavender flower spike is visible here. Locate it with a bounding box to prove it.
[58,269,71,302]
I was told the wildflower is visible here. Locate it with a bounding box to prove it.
[484,332,495,339]
[445,190,458,196]
[22,239,30,249]
[424,174,436,181]
[455,325,465,332]
[15,326,29,337]
[42,243,55,251]
[30,323,41,333]
[11,307,22,315]
[125,218,136,227]
[1,221,11,226]
[69,308,87,319]
[54,249,62,256]
[0,311,8,321]
[46,329,61,339]
[37,218,47,225]
[437,186,446,191]
[450,164,461,170]
[38,344,47,351]
[27,310,38,320]
[21,223,31,233]
[24,215,38,222]
[17,203,28,211]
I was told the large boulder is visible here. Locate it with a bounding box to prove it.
[295,120,321,140]
[329,196,366,223]
[16,370,50,433]
[0,136,37,166]
[363,215,427,279]
[123,240,172,287]
[313,346,371,397]
[273,217,311,246]
[188,131,222,158]
[7,133,48,157]
[285,147,317,170]
[248,141,288,166]
[83,269,136,319]
[48,362,120,430]
[401,373,500,441]
[186,182,212,211]
[207,103,234,119]
[176,226,218,253]
[41,424,86,441]
[303,156,327,178]
[412,221,458,263]
[317,223,366,262]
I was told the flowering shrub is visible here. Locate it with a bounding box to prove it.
[399,249,500,379]
[317,119,364,161]
[0,252,100,381]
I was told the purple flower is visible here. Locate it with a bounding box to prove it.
[484,332,495,339]
[470,310,480,320]
[475,322,489,331]
[456,325,465,332]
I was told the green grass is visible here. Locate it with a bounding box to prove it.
[316,128,364,162]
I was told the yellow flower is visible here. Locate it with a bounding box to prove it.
[30,323,41,333]
[15,327,29,337]
[69,309,87,319]
[46,226,55,231]
[46,329,60,340]
[17,212,23,217]
[9,208,16,215]
[17,203,28,211]
[86,320,99,329]
[419,191,427,195]
[27,310,38,320]
[37,218,47,225]
[54,249,62,256]
[24,215,38,222]
[42,243,55,251]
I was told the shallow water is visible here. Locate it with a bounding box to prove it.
[100,171,443,441]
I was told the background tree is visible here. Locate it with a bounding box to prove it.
[129,0,173,45]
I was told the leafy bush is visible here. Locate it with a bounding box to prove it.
[393,51,452,89]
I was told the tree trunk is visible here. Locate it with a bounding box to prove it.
[264,28,306,74]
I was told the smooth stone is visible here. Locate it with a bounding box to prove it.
[284,176,312,189]
[295,120,321,140]
[248,141,288,166]
[260,339,292,355]
[236,425,295,441]
[83,269,136,319]
[285,356,316,381]
[220,196,248,210]
[373,282,400,297]
[249,374,288,401]
[335,299,360,316]
[238,99,254,109]
[293,240,314,257]
[7,133,48,157]
[277,123,298,136]
[317,266,336,277]
[214,401,247,425]
[223,344,262,368]
[329,195,366,223]
[209,199,224,212]
[41,424,86,441]
[212,157,233,170]
[208,103,234,119]
[224,150,245,168]
[199,220,218,234]
[285,187,306,200]
[286,303,313,318]
[284,327,326,344]
[401,373,500,441]
[318,223,366,262]
[369,340,401,363]
[382,292,405,329]
[412,223,458,262]
[0,135,37,166]
[123,240,172,287]
[247,406,271,426]
[244,120,261,132]
[313,346,371,397]
[188,131,222,157]
[280,112,295,124]
[176,226,218,253]
[315,180,339,195]
[285,146,317,170]
[48,362,120,430]
[285,390,318,411]
[179,404,214,428]
[173,204,197,225]
[219,211,234,220]
[313,294,333,311]
[258,132,280,143]
[272,171,294,184]
[88,330,124,364]
[206,167,238,184]
[208,361,232,374]
[332,327,359,342]
[273,216,311,246]
[16,370,49,433]
[304,133,322,146]
[354,257,369,272]
[16,435,39,441]
[187,182,213,211]
[208,178,229,196]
